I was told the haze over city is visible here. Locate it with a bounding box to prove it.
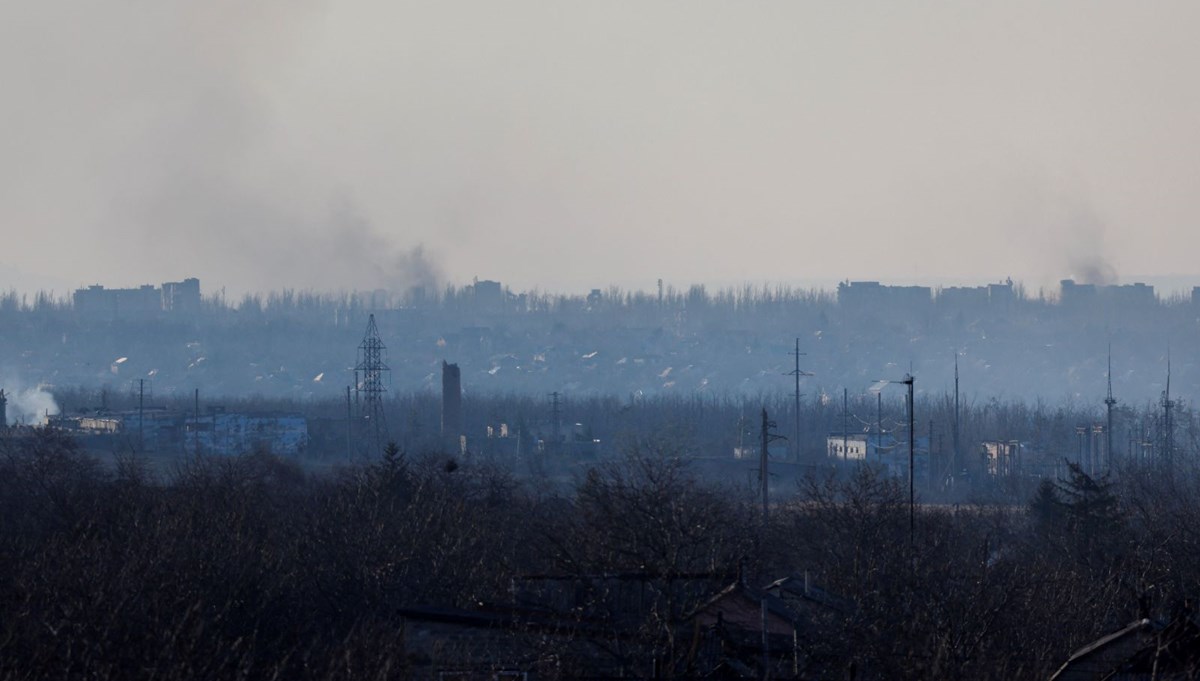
[6,4,1200,679]
[5,2,1200,296]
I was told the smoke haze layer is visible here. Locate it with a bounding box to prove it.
[3,2,1200,296]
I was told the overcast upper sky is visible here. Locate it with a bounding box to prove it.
[3,1,1198,297]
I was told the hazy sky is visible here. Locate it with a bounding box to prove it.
[3,2,1199,297]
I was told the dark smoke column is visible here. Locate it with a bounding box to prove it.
[441,361,462,451]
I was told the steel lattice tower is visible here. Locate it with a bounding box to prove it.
[354,313,390,452]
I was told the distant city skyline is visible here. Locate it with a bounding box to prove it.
[5,269,1200,303]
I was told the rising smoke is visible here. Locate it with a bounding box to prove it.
[1,375,60,426]
[5,3,1200,292]
[324,200,443,294]
[1015,185,1123,289]
[2,1,442,297]
[1069,255,1119,286]
[1063,205,1120,286]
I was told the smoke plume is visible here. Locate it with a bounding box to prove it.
[1069,256,1118,286]
[1,376,60,426]
[6,3,1200,291]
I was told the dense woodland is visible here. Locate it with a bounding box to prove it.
[2,427,1199,679]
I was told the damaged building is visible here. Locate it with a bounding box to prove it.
[73,278,201,321]
[50,408,308,456]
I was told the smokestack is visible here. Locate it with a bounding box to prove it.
[441,361,462,444]
[0,389,6,430]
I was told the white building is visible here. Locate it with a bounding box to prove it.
[827,432,931,480]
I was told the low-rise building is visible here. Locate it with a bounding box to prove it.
[51,408,184,450]
[980,440,1057,479]
[826,432,931,480]
[184,411,308,456]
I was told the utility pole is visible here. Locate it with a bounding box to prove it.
[870,375,916,548]
[842,388,849,461]
[1147,418,1154,462]
[137,378,145,452]
[760,409,786,526]
[550,391,561,447]
[905,375,915,549]
[1104,344,1116,471]
[760,598,770,681]
[346,386,353,457]
[953,354,961,482]
[785,338,811,462]
[1085,425,1094,476]
[876,391,882,464]
[761,409,769,526]
[928,418,934,491]
[193,388,200,456]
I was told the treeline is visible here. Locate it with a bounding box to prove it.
[7,275,1200,406]
[0,282,846,321]
[2,428,1200,678]
[11,277,1200,319]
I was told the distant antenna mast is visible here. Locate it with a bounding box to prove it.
[784,338,812,462]
[354,313,390,453]
[1104,343,1117,470]
[1162,349,1174,469]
